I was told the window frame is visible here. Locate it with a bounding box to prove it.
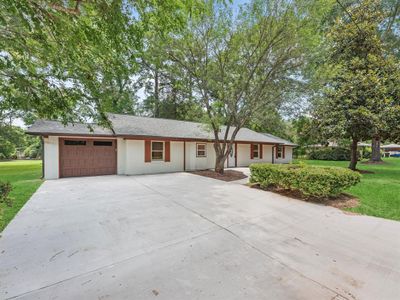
[64,140,86,146]
[277,145,283,159]
[93,141,113,146]
[151,141,164,161]
[196,143,207,157]
[252,144,259,159]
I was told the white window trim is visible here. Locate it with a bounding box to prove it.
[151,141,164,161]
[252,144,259,159]
[277,145,283,159]
[196,143,207,158]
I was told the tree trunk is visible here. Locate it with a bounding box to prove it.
[349,138,358,171]
[214,155,226,174]
[369,135,382,162]
[154,69,160,117]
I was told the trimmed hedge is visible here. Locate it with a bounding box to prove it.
[250,163,361,198]
[308,147,351,161]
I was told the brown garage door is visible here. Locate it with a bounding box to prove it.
[59,138,117,178]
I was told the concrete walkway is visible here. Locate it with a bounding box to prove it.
[0,172,399,299]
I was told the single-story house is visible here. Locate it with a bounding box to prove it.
[27,113,296,179]
[382,144,400,157]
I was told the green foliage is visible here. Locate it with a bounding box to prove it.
[0,181,12,207]
[167,0,330,172]
[0,125,41,159]
[361,147,372,159]
[308,147,351,161]
[0,0,204,125]
[313,0,400,169]
[250,163,361,197]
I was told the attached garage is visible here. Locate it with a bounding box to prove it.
[59,138,117,178]
[27,114,296,179]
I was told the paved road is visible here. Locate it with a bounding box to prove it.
[1,172,399,299]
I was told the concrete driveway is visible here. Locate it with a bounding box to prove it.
[1,172,400,300]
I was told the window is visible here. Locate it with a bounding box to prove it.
[277,146,283,158]
[196,143,207,157]
[252,144,259,158]
[94,141,112,146]
[151,141,164,160]
[64,140,86,146]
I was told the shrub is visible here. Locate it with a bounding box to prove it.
[308,147,352,161]
[250,163,361,198]
[360,147,372,160]
[0,181,12,207]
[24,144,40,159]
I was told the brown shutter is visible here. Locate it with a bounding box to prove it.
[250,144,254,159]
[165,141,170,162]
[145,140,151,162]
[283,146,286,159]
[275,145,279,159]
[260,144,263,159]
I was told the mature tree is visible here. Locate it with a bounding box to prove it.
[137,33,204,121]
[314,0,400,170]
[0,0,203,126]
[167,0,326,173]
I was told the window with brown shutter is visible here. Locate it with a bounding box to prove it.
[251,144,259,159]
[276,146,283,159]
[151,141,164,161]
[260,144,263,159]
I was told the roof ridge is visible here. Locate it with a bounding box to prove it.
[107,112,212,127]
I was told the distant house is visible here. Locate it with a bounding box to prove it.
[27,113,296,179]
[382,144,400,157]
[307,142,370,149]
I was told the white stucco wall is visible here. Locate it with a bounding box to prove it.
[43,136,294,179]
[43,136,59,179]
[184,142,222,171]
[117,138,126,174]
[237,144,273,167]
[122,140,184,175]
[274,146,293,164]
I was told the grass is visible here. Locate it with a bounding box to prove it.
[295,158,400,221]
[0,160,42,231]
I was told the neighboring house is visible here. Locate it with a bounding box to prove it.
[27,113,296,179]
[308,141,371,148]
[382,144,400,157]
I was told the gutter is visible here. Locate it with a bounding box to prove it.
[41,136,45,179]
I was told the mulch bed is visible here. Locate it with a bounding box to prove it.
[356,169,375,174]
[361,160,386,165]
[190,170,248,182]
[250,184,360,211]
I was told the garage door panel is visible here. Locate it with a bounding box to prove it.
[60,138,116,178]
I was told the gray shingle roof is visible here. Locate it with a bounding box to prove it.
[261,133,297,146]
[27,113,294,145]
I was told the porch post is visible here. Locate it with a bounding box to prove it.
[183,141,186,171]
[235,142,237,167]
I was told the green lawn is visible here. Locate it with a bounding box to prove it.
[0,160,42,231]
[295,158,400,221]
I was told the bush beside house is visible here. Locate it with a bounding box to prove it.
[308,147,351,161]
[250,163,361,198]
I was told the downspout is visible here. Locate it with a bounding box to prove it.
[272,145,275,164]
[41,136,45,179]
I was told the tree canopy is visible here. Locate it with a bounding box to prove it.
[313,0,400,170]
